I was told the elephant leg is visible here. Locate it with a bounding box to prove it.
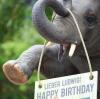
[3,45,45,85]
[3,44,79,85]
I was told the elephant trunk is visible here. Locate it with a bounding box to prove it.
[32,0,78,44]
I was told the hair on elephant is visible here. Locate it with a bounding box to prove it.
[3,0,100,98]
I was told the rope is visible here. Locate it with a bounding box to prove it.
[67,8,93,79]
[37,40,47,87]
[37,9,93,88]
[37,13,56,87]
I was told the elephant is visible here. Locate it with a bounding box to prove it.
[3,0,100,98]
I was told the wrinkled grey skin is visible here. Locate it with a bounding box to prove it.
[31,0,100,97]
[16,44,100,98]
[3,0,100,98]
[32,0,100,55]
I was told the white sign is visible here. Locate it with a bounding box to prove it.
[34,71,98,99]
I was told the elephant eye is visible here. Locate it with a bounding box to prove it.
[85,14,97,26]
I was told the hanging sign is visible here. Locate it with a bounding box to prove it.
[34,71,98,99]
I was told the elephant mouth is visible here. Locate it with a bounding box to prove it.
[53,16,80,57]
[63,43,77,57]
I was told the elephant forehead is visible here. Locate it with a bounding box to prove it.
[72,0,98,14]
[57,0,98,15]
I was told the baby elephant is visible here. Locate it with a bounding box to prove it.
[3,44,100,98]
[3,0,100,98]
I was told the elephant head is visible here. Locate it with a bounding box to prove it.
[32,0,100,55]
[3,0,100,85]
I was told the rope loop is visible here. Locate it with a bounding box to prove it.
[37,9,93,88]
